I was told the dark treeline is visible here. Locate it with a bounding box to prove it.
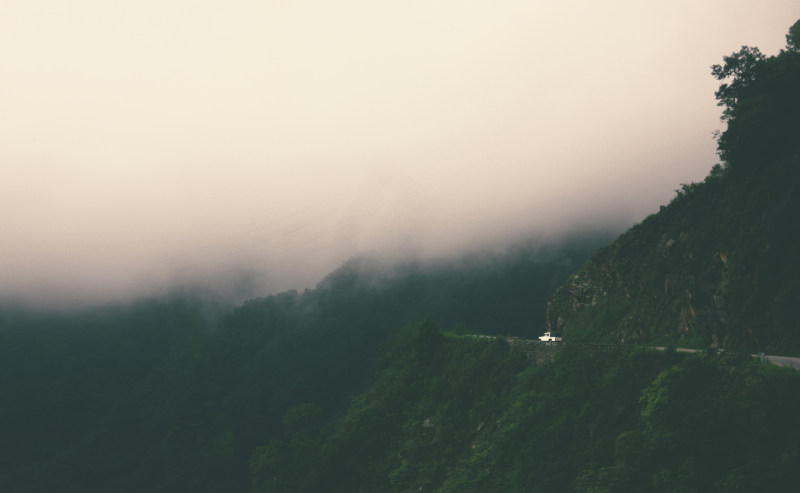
[256,324,800,492]
[547,21,800,354]
[4,20,800,493]
[0,296,225,483]
[0,231,610,492]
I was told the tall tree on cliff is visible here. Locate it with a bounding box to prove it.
[711,19,800,171]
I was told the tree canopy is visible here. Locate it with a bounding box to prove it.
[712,20,800,168]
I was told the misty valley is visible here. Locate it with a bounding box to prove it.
[3,17,800,493]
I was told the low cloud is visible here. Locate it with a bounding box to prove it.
[1,1,796,306]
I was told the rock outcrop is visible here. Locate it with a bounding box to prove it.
[546,153,799,353]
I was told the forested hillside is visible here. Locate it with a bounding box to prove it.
[0,233,608,492]
[250,21,800,492]
[3,20,799,493]
[251,26,800,492]
[547,22,800,354]
[261,324,800,492]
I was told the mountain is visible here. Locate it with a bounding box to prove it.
[547,28,800,355]
[3,20,799,493]
[248,22,800,492]
[260,324,800,492]
[0,233,608,492]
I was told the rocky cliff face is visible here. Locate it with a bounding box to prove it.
[546,31,800,354]
[546,152,799,354]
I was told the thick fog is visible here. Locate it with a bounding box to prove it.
[2,1,798,306]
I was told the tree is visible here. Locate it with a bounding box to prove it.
[412,320,445,363]
[710,46,765,121]
[711,20,800,168]
[786,19,800,52]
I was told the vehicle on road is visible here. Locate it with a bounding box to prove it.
[538,331,562,342]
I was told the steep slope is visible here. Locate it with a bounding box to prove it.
[0,233,606,493]
[546,27,800,354]
[251,323,800,492]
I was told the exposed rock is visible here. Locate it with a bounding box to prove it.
[545,150,799,354]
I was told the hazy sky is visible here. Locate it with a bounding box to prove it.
[2,1,798,305]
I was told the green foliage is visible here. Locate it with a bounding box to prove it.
[249,403,326,492]
[262,336,800,492]
[301,322,529,493]
[5,20,800,492]
[632,355,800,491]
[711,45,766,121]
[0,295,224,486]
[711,23,800,169]
[0,234,605,492]
[787,19,800,51]
[547,20,800,354]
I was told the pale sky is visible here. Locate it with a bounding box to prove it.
[1,1,798,305]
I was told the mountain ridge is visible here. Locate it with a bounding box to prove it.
[546,30,800,354]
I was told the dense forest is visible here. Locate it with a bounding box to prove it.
[286,22,800,491]
[3,20,800,493]
[0,232,611,492]
[254,327,800,492]
[547,21,800,355]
